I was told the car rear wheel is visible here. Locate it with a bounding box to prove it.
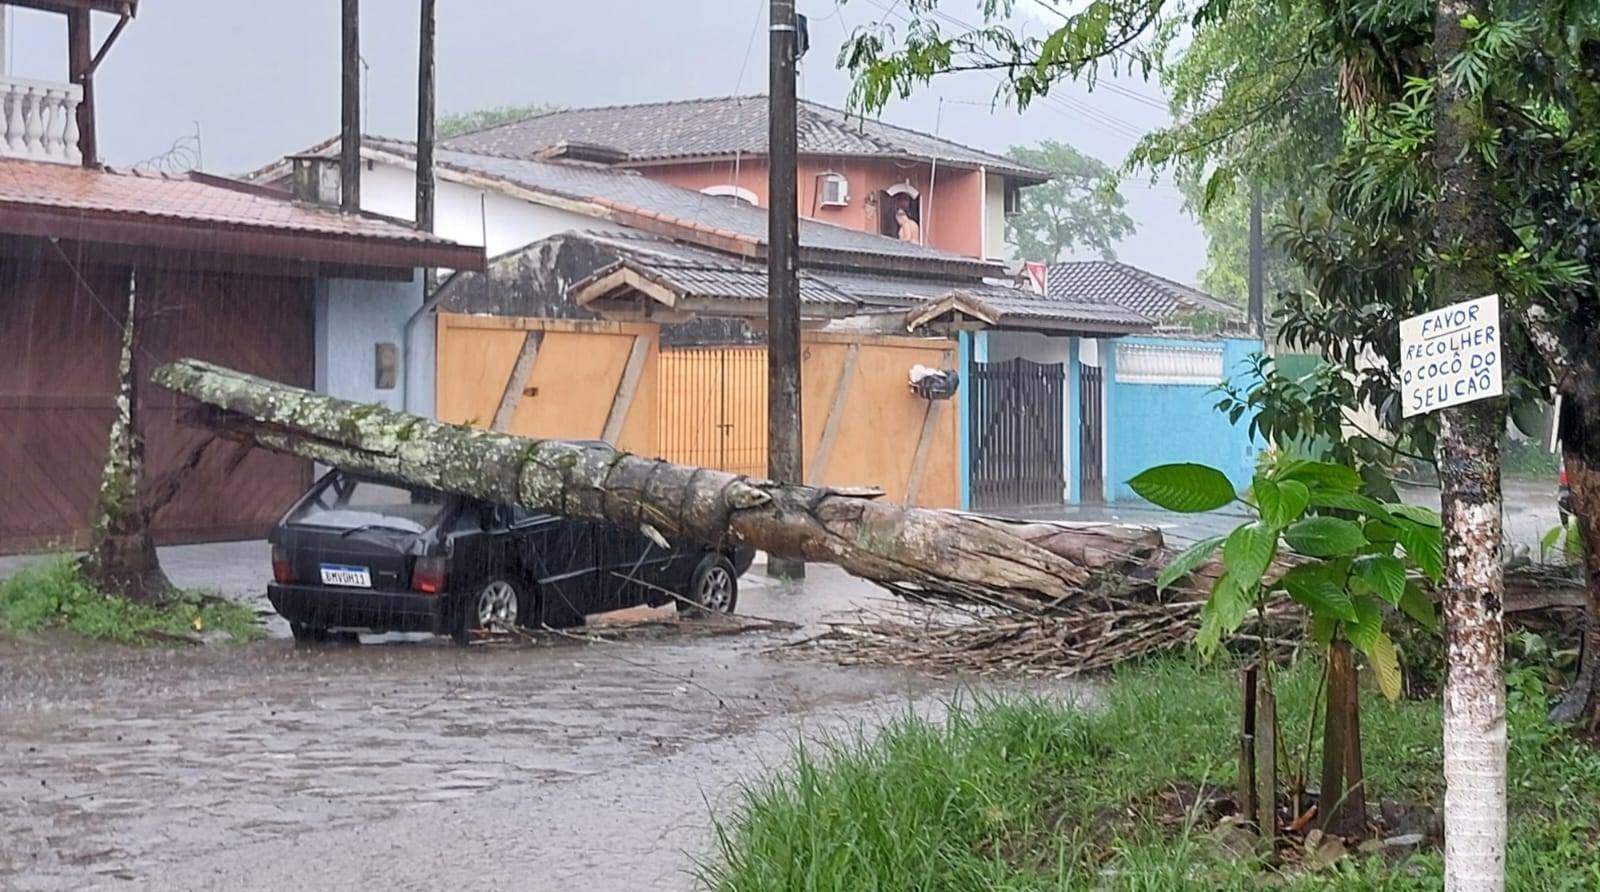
[680,553,738,618]
[452,577,530,645]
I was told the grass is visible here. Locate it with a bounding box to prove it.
[701,658,1600,890]
[0,555,263,644]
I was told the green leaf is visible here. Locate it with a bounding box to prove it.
[1540,525,1563,561]
[1511,399,1545,439]
[1309,491,1395,521]
[1346,596,1383,652]
[1128,463,1237,513]
[1310,614,1337,646]
[1399,581,1439,633]
[1223,523,1277,585]
[1255,478,1309,529]
[1157,535,1225,593]
[1395,520,1444,583]
[1387,503,1442,527]
[1195,574,1252,661]
[1365,519,1401,543]
[1283,517,1368,557]
[1354,555,1406,606]
[1369,631,1404,703]
[1281,564,1357,621]
[1280,460,1362,493]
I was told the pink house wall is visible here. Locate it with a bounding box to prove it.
[638,156,987,259]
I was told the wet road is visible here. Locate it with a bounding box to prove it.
[0,554,989,891]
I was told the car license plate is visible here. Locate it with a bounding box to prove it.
[319,564,372,587]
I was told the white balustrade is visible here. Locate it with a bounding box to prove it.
[1,75,83,164]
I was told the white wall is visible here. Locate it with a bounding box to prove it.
[314,272,433,417]
[984,172,1008,262]
[360,161,610,259]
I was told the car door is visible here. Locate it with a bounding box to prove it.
[510,508,600,621]
[594,522,670,612]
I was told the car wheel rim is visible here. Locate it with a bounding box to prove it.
[698,566,733,612]
[477,580,518,628]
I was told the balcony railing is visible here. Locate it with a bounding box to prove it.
[1,75,83,164]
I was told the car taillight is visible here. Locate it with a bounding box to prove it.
[271,545,295,584]
[1561,466,1569,487]
[411,556,447,594]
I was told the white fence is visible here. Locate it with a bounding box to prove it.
[2,75,83,164]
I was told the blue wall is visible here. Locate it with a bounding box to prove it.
[314,273,431,416]
[1106,336,1262,501]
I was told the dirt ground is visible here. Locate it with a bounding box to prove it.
[0,547,1063,891]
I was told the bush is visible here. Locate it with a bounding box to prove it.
[0,556,262,643]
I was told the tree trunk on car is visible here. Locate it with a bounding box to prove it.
[151,358,1176,612]
[82,270,172,602]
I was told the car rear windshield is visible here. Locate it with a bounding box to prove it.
[288,475,449,533]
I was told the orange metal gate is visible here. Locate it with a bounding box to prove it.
[656,346,767,477]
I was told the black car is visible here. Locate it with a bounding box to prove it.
[268,470,754,644]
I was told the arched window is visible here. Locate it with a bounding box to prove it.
[700,184,759,206]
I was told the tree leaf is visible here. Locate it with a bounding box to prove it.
[1281,563,1357,621]
[1255,478,1309,529]
[1283,516,1368,557]
[1223,523,1277,585]
[1128,463,1237,513]
[1394,520,1444,583]
[1308,491,1395,521]
[1399,581,1439,633]
[1279,459,1362,493]
[1354,554,1406,606]
[1386,503,1442,527]
[1369,630,1404,703]
[1540,524,1563,561]
[1310,613,1337,646]
[1157,534,1225,593]
[1196,574,1252,661]
[1346,596,1383,652]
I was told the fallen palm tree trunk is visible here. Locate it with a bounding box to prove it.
[152,359,1192,614]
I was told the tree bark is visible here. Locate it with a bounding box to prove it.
[1435,0,1508,884]
[82,270,171,602]
[151,359,1178,612]
[1553,407,1600,726]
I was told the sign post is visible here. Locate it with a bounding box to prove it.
[1400,294,1503,417]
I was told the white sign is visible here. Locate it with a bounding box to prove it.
[1400,294,1502,417]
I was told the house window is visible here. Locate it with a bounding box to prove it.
[700,184,759,206]
[1003,182,1024,216]
[817,171,849,207]
[1114,343,1225,386]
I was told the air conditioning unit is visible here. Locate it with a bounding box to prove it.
[818,172,850,207]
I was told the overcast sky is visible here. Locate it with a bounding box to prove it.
[5,0,1205,281]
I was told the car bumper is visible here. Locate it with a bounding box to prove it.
[268,583,448,633]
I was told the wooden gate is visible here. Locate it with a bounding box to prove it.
[1079,364,1104,503]
[657,346,767,477]
[968,358,1066,510]
[436,314,657,452]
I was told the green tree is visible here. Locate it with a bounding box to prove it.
[438,102,559,139]
[1003,140,1134,261]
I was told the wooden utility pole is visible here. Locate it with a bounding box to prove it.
[415,0,436,232]
[340,0,361,213]
[766,0,804,579]
[1247,184,1264,337]
[66,7,95,167]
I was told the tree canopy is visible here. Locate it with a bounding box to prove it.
[1003,140,1134,261]
[438,102,560,138]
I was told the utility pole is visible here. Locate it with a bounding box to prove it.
[415,0,436,233]
[1247,183,1264,338]
[340,0,361,213]
[766,0,804,580]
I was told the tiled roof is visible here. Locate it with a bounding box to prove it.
[566,231,1147,332]
[578,231,858,307]
[354,137,998,274]
[1044,261,1239,322]
[0,158,457,247]
[442,96,1047,182]
[821,269,1153,330]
